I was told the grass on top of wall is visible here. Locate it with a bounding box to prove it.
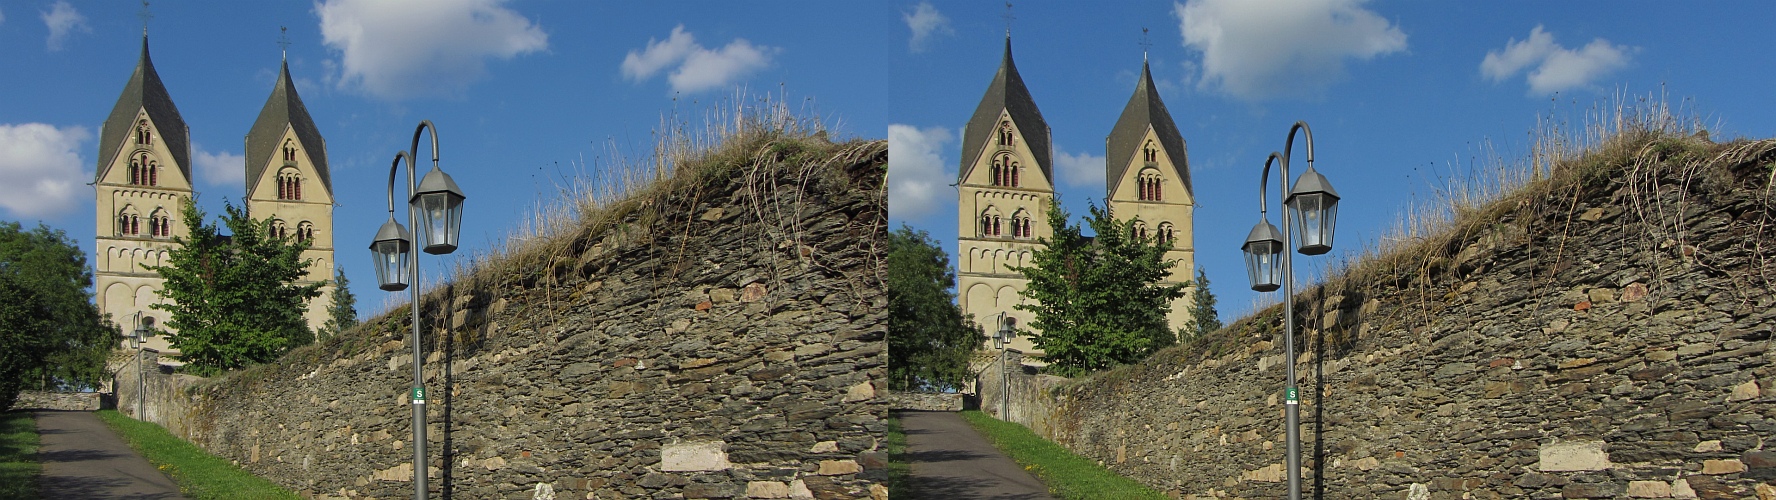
[94,410,300,500]
[0,410,40,500]
[958,410,1167,500]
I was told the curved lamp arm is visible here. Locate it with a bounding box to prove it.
[1282,120,1315,171]
[410,119,440,178]
[1260,151,1284,216]
[385,151,415,214]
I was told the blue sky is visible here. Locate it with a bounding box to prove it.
[889,0,1776,320]
[0,1,886,315]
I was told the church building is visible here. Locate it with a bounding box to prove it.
[956,36,1196,363]
[93,35,337,357]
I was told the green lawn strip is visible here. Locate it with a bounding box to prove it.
[886,413,913,498]
[958,410,1167,500]
[93,410,300,500]
[0,410,42,500]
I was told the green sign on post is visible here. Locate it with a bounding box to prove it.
[1285,387,1299,405]
[411,387,427,404]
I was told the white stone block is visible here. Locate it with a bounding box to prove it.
[1539,440,1610,471]
[661,440,730,472]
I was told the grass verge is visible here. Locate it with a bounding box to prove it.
[94,410,299,500]
[958,410,1166,500]
[886,413,912,498]
[0,411,40,499]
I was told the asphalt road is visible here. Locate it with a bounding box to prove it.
[34,410,186,500]
[897,410,1055,500]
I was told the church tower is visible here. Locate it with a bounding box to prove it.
[956,37,1054,359]
[1105,58,1196,334]
[94,35,193,355]
[244,56,336,332]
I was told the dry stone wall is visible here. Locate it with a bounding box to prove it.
[1022,139,1776,499]
[134,138,887,499]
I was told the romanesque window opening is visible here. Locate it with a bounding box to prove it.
[1138,169,1163,202]
[298,221,315,242]
[136,120,152,146]
[277,169,303,201]
[119,208,141,236]
[1143,141,1157,163]
[149,210,168,238]
[1010,209,1032,238]
[128,153,159,186]
[1158,222,1175,245]
[998,121,1014,147]
[981,208,1004,237]
[271,219,287,240]
[283,140,298,162]
[1134,220,1148,240]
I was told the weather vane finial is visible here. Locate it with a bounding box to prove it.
[138,0,152,36]
[278,26,291,59]
[1140,27,1152,62]
[1003,1,1015,37]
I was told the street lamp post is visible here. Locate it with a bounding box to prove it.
[132,313,152,420]
[368,120,466,500]
[994,315,1016,419]
[1240,121,1339,500]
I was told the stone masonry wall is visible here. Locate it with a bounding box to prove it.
[1021,139,1776,499]
[13,390,101,411]
[131,137,887,499]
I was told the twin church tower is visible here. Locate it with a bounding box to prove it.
[957,37,1196,360]
[93,35,337,355]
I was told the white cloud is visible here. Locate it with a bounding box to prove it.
[1481,25,1632,96]
[1,6,7,26]
[192,144,245,189]
[1053,149,1105,190]
[888,124,951,220]
[0,123,90,219]
[1173,0,1406,101]
[903,2,953,53]
[315,0,548,100]
[41,1,90,52]
[620,25,778,94]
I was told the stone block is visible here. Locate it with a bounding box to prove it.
[662,441,731,472]
[1540,441,1610,471]
[746,481,790,498]
[1242,463,1283,482]
[1627,480,1672,497]
[788,479,815,499]
[816,460,862,476]
[1729,380,1760,401]
[869,484,888,500]
[1588,287,1617,304]
[808,441,838,453]
[1695,440,1722,452]
[684,482,742,499]
[842,381,875,402]
[1349,456,1380,471]
[1563,482,1623,498]
[1757,483,1776,500]
[1700,459,1744,475]
[1672,478,1697,499]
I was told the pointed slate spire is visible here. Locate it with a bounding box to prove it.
[245,57,330,199]
[960,36,1050,184]
[98,36,189,182]
[1106,59,1191,199]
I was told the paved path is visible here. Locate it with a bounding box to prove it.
[34,410,186,500]
[897,410,1055,500]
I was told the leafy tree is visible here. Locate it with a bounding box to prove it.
[318,266,358,340]
[147,199,322,375]
[1011,201,1186,376]
[887,225,983,391]
[0,222,116,410]
[1178,268,1223,341]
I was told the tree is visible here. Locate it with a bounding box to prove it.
[1178,268,1222,341]
[318,266,358,340]
[147,199,322,375]
[0,222,116,410]
[1011,200,1186,376]
[887,225,983,391]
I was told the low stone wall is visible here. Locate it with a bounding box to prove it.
[883,391,964,411]
[1011,140,1776,498]
[975,358,1070,437]
[125,138,888,499]
[12,391,101,411]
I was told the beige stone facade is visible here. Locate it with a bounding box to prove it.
[1105,126,1197,333]
[94,110,191,355]
[244,126,336,330]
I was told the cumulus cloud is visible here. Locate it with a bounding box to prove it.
[1174,0,1406,101]
[888,124,951,220]
[903,2,954,53]
[41,1,90,52]
[1481,25,1632,96]
[0,123,90,219]
[192,144,245,189]
[1053,149,1105,190]
[621,24,778,94]
[316,0,548,100]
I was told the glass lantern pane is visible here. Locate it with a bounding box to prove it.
[373,239,410,291]
[446,197,463,248]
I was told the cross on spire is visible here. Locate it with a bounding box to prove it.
[278,26,291,59]
[1003,1,1015,37]
[1140,27,1152,61]
[138,0,152,36]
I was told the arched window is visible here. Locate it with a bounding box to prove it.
[1010,209,1033,238]
[1143,141,1157,163]
[998,121,1014,147]
[283,140,298,162]
[136,120,152,146]
[128,158,141,186]
[1009,161,1020,187]
[119,207,141,236]
[1158,222,1175,245]
[297,221,315,242]
[1132,221,1148,240]
[981,208,1004,237]
[1138,169,1163,202]
[990,159,1003,187]
[148,210,166,237]
[271,219,288,240]
[277,169,303,201]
